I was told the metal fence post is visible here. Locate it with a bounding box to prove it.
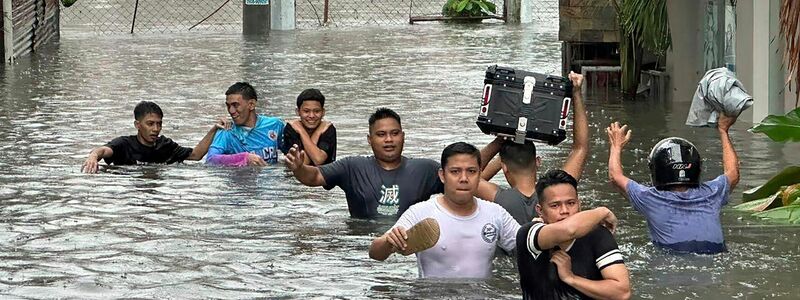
[323,0,329,24]
[3,0,12,63]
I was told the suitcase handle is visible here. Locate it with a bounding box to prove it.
[546,74,569,83]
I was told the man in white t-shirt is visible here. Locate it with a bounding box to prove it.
[369,142,520,278]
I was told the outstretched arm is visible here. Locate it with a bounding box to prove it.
[480,136,504,171]
[551,251,631,300]
[717,114,739,190]
[187,118,228,161]
[285,145,327,186]
[562,71,590,181]
[535,207,617,250]
[82,146,114,173]
[606,122,632,195]
[481,158,503,181]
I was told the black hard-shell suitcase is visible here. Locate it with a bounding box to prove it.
[476,65,573,145]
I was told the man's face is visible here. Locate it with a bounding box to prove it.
[438,154,480,204]
[536,183,581,224]
[297,100,324,130]
[368,118,404,164]
[135,113,162,146]
[226,94,255,126]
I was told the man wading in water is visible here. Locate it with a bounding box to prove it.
[285,108,444,219]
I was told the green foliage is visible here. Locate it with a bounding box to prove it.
[736,166,800,224]
[750,107,800,143]
[613,0,671,96]
[742,166,800,202]
[442,0,497,18]
[62,0,77,7]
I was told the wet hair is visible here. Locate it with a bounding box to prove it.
[225,82,258,101]
[296,88,326,108]
[441,142,482,169]
[133,101,163,120]
[368,107,401,129]
[499,140,537,171]
[535,169,578,203]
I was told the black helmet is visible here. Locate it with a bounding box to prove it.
[648,137,702,190]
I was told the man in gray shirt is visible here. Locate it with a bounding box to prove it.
[476,71,589,225]
[285,108,444,219]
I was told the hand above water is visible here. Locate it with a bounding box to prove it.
[284,144,306,171]
[383,226,408,254]
[568,71,584,91]
[215,117,232,130]
[717,113,737,133]
[606,122,631,151]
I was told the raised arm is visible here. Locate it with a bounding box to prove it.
[481,157,503,181]
[285,145,327,187]
[187,118,228,161]
[535,207,617,250]
[717,114,739,190]
[606,122,632,195]
[562,71,590,181]
[480,136,504,171]
[81,146,114,173]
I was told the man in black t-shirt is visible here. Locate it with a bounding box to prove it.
[279,88,336,166]
[81,101,226,173]
[285,108,444,218]
[516,170,630,300]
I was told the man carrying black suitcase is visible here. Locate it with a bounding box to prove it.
[475,71,588,226]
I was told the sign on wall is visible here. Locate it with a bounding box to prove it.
[245,0,269,5]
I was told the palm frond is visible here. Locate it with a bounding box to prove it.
[780,0,800,104]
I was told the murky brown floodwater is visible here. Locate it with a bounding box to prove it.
[1,23,800,299]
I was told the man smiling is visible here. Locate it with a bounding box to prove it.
[206,82,284,166]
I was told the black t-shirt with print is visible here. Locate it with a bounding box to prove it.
[103,135,193,165]
[516,221,625,300]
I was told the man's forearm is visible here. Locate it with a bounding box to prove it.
[719,130,739,189]
[297,130,328,165]
[292,164,324,187]
[188,126,218,160]
[608,146,629,194]
[564,276,630,300]
[560,207,611,241]
[368,236,395,261]
[563,89,589,181]
[479,137,503,170]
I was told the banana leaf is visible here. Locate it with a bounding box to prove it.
[734,191,783,212]
[781,184,800,206]
[742,166,800,202]
[754,205,800,224]
[750,107,800,143]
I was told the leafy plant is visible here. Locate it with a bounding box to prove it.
[442,0,497,18]
[738,105,800,223]
[750,107,800,142]
[611,0,671,97]
[779,0,800,104]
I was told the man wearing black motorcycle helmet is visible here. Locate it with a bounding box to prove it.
[605,114,740,254]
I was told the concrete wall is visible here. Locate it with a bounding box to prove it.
[736,0,792,123]
[666,0,704,103]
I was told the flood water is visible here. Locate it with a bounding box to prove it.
[2,24,800,299]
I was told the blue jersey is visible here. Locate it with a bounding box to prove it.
[206,115,284,165]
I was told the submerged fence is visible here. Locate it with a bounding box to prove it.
[59,0,558,33]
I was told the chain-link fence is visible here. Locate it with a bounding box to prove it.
[527,0,558,22]
[61,0,242,34]
[61,0,558,33]
[296,0,506,28]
